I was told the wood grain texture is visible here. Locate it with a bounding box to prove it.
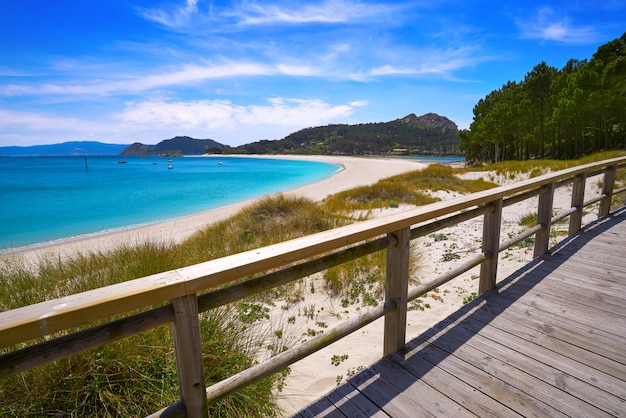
[384,228,410,356]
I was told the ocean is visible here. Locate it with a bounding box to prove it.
[0,155,340,251]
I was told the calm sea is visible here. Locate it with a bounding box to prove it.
[0,156,340,251]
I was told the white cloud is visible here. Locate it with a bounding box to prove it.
[0,97,366,146]
[140,0,200,29]
[517,7,600,45]
[349,100,369,107]
[348,44,489,81]
[0,61,302,97]
[0,109,95,131]
[117,97,358,130]
[234,0,392,26]
[141,0,402,32]
[370,65,416,76]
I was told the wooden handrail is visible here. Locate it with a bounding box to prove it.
[1,156,625,417]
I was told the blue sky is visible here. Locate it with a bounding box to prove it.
[1,1,624,147]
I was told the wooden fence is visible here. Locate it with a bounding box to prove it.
[1,157,625,418]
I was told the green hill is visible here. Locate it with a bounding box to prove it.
[0,141,128,156]
[224,113,461,156]
[121,136,224,156]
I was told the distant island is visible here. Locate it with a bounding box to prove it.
[120,136,223,157]
[1,113,462,157]
[0,141,128,157]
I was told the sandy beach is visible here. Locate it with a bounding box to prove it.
[1,155,426,261]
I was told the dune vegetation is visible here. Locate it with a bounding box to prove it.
[1,154,624,416]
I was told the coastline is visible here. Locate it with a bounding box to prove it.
[2,155,426,261]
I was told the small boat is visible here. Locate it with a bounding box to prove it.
[118,159,126,164]
[218,161,223,166]
[168,165,173,169]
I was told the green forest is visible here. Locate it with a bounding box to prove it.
[461,32,626,164]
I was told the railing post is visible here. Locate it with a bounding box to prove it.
[599,164,617,217]
[384,227,410,356]
[171,295,208,418]
[479,199,502,294]
[569,174,587,235]
[534,183,555,258]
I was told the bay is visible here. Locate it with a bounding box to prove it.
[0,155,339,250]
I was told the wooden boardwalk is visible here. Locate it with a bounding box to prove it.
[295,206,626,417]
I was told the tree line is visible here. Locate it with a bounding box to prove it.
[461,32,626,163]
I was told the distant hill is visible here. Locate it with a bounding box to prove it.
[223,113,461,156]
[0,141,128,156]
[121,136,224,156]
[2,113,461,157]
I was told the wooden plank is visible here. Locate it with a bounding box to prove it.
[171,295,207,418]
[569,173,586,235]
[534,182,555,257]
[439,315,626,415]
[479,198,503,293]
[550,251,626,273]
[389,351,522,417]
[539,264,626,292]
[464,298,626,379]
[599,164,617,216]
[479,292,626,366]
[509,274,626,318]
[365,358,474,417]
[497,279,626,328]
[495,283,626,342]
[348,366,433,417]
[296,395,347,418]
[414,318,614,417]
[326,383,390,418]
[405,334,572,417]
[384,228,410,355]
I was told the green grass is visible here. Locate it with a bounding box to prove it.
[460,150,626,178]
[323,163,499,213]
[519,213,537,228]
[0,307,279,417]
[393,164,498,193]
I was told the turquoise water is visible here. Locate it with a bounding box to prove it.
[0,156,339,250]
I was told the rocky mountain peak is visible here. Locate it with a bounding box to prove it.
[400,113,458,131]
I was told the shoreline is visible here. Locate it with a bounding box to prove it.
[2,155,427,260]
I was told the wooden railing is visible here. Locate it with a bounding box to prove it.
[1,157,625,418]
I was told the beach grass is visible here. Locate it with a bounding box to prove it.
[459,150,626,177]
[1,153,624,416]
[322,163,498,213]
